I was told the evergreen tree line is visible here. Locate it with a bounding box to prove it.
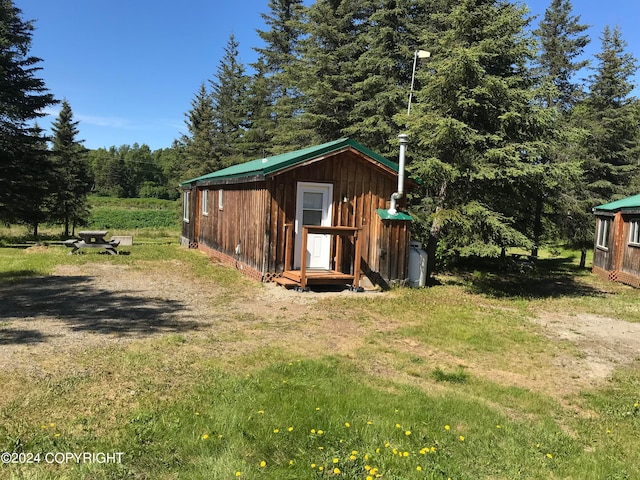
[170,0,640,273]
[2,0,640,276]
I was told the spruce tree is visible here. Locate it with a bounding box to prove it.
[581,25,639,203]
[530,0,589,257]
[49,100,91,237]
[249,0,307,154]
[179,83,220,180]
[210,34,250,166]
[0,0,56,225]
[299,0,371,143]
[406,0,548,278]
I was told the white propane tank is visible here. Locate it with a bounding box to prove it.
[408,240,428,287]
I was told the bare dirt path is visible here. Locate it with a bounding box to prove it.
[1,261,639,397]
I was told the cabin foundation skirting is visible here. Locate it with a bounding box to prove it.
[592,265,640,288]
[196,242,264,282]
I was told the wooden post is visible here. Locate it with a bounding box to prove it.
[284,223,293,272]
[300,226,308,289]
[352,229,361,289]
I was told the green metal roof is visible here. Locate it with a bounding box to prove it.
[594,194,640,212]
[375,209,413,221]
[181,138,400,185]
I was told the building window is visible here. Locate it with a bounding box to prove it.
[218,190,224,211]
[630,219,640,246]
[202,189,209,216]
[183,191,190,222]
[596,218,610,249]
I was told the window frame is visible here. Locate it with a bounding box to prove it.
[183,191,190,223]
[596,217,610,249]
[218,190,224,211]
[202,189,209,216]
[629,219,640,246]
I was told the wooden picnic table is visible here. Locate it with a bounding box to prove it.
[64,230,119,255]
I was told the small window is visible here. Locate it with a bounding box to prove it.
[202,189,209,215]
[596,218,610,249]
[630,219,640,246]
[183,191,190,222]
[218,190,224,211]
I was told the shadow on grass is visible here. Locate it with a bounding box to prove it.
[454,256,604,299]
[0,275,201,345]
[0,270,42,281]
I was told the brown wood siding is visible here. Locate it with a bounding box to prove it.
[265,150,410,282]
[621,214,640,278]
[196,182,268,274]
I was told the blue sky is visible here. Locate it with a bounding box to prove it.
[16,0,640,151]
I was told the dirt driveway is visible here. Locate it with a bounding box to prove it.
[1,261,639,397]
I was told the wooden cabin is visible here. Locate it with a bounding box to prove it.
[592,194,640,287]
[180,138,414,289]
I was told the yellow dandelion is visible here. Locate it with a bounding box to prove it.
[405,430,412,436]
[367,421,373,425]
[546,453,553,459]
[444,425,450,431]
[288,426,294,432]
[364,454,369,460]
[395,423,401,429]
[258,410,265,414]
[333,457,339,464]
[375,448,380,454]
[420,448,427,455]
[259,460,266,468]
[384,442,390,448]
[289,460,294,466]
[459,435,465,442]
[403,451,409,457]
[201,434,209,440]
[235,472,241,477]
[367,477,373,480]
[218,434,223,439]
[311,463,316,468]
[273,429,279,433]
[349,455,356,460]
[351,450,358,456]
[370,467,378,475]
[416,465,423,471]
[195,412,200,416]
[365,465,371,471]
[41,425,47,429]
[49,423,55,427]
[333,467,340,474]
[392,448,398,455]
[496,425,501,429]
[634,402,639,408]
[311,429,316,434]
[54,433,60,437]
[315,407,321,411]
[345,422,351,428]
[318,446,324,450]
[318,466,324,471]
[317,429,324,435]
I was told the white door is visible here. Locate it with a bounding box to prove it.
[294,182,333,270]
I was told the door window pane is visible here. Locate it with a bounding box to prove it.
[303,192,323,210]
[302,210,323,225]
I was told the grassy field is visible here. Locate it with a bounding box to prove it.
[0,237,639,479]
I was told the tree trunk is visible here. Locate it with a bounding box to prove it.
[532,194,543,258]
[579,247,587,269]
[425,183,447,283]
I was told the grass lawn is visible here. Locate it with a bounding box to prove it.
[0,241,639,479]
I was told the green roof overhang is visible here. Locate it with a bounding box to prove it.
[594,194,640,213]
[181,138,404,186]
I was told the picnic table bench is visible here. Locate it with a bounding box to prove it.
[64,230,120,255]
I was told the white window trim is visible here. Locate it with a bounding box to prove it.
[183,191,190,223]
[218,190,224,211]
[596,218,610,249]
[202,189,209,216]
[629,219,640,246]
